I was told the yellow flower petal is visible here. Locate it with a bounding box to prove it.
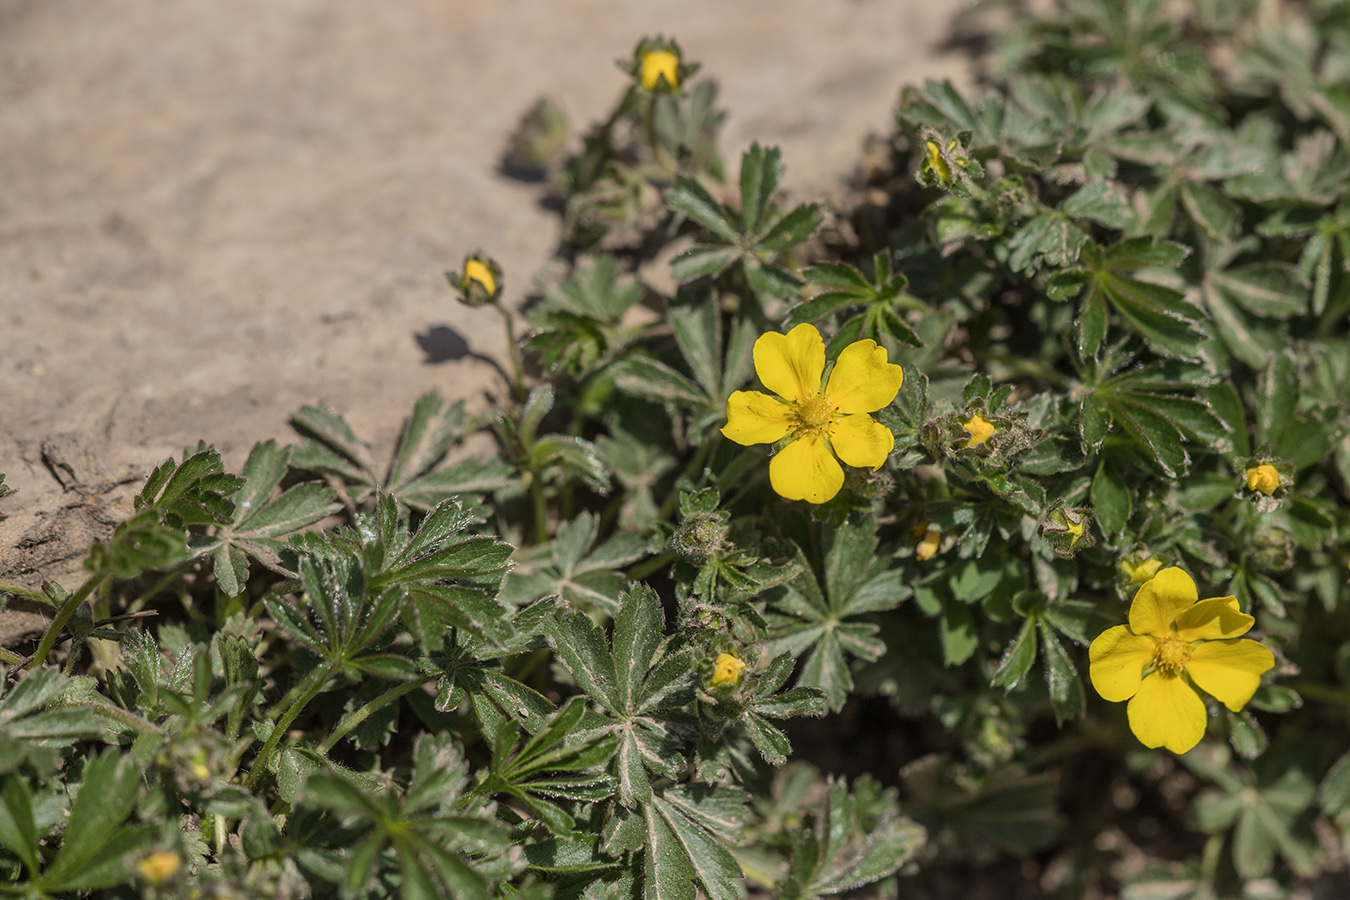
[1088,625,1156,703]
[769,434,844,504]
[961,414,995,447]
[1128,567,1199,637]
[711,652,745,686]
[722,391,794,446]
[823,339,904,414]
[1127,672,1208,754]
[828,413,894,470]
[754,324,826,405]
[1246,463,1280,496]
[640,49,680,91]
[464,259,496,296]
[1172,596,1254,642]
[1186,639,1275,712]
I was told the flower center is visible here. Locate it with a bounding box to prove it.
[1152,633,1193,676]
[794,394,838,433]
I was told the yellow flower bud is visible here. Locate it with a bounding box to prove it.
[137,852,181,885]
[1246,463,1280,496]
[916,526,941,561]
[1121,556,1163,584]
[924,140,952,185]
[640,49,680,91]
[710,652,745,687]
[961,414,995,448]
[464,259,496,297]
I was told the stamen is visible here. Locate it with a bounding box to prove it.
[1152,633,1193,675]
[795,394,838,433]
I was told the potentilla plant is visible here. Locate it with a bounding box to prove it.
[3,3,1350,898]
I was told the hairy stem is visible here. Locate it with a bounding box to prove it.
[317,676,432,755]
[243,662,337,789]
[24,573,109,671]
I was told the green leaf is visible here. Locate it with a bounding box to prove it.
[1039,622,1084,723]
[0,775,39,877]
[740,143,782,234]
[1061,181,1131,229]
[667,175,739,242]
[1255,351,1298,450]
[1090,458,1131,539]
[39,751,151,892]
[1179,181,1241,242]
[758,203,824,252]
[1211,263,1308,319]
[645,793,744,900]
[991,617,1037,691]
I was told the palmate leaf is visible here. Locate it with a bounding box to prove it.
[544,584,697,810]
[191,440,340,596]
[31,751,154,894]
[136,444,245,529]
[500,511,647,615]
[790,252,925,350]
[1078,363,1229,476]
[608,283,756,442]
[480,697,619,835]
[644,786,746,900]
[526,255,646,377]
[301,733,507,900]
[292,391,512,511]
[1068,238,1205,360]
[764,519,911,711]
[666,144,823,297]
[785,777,924,899]
[289,495,515,649]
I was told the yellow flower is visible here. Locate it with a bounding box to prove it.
[640,49,680,91]
[711,652,746,687]
[1246,463,1280,496]
[464,258,496,297]
[722,323,904,504]
[915,525,941,561]
[1088,568,1275,754]
[1121,556,1163,584]
[137,852,181,885]
[961,414,995,447]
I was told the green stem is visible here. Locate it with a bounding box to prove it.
[656,434,719,525]
[0,578,53,606]
[628,549,676,584]
[125,564,192,614]
[24,573,109,670]
[243,662,337,789]
[528,470,549,546]
[0,646,25,666]
[492,298,527,404]
[81,701,166,736]
[317,676,432,755]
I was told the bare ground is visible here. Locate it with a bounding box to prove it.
[0,0,970,640]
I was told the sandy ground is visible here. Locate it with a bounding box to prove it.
[0,0,970,635]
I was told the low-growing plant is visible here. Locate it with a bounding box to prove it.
[3,1,1350,897]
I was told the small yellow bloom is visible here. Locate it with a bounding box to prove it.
[137,852,181,885]
[464,258,496,297]
[961,414,995,447]
[722,324,904,504]
[1246,463,1280,496]
[915,526,941,561]
[640,49,680,91]
[1122,556,1163,584]
[711,652,746,687]
[1088,568,1275,754]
